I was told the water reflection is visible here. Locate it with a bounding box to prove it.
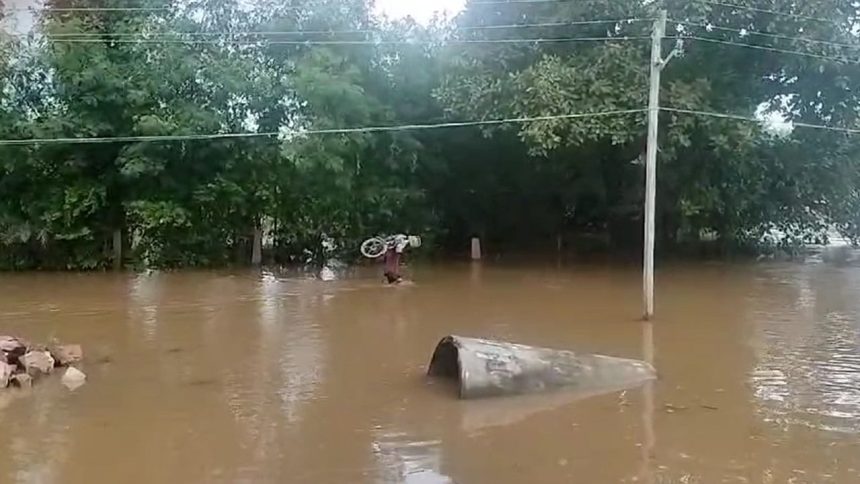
[458,382,651,435]
[258,272,281,331]
[372,430,451,484]
[3,383,72,483]
[128,271,162,341]
[638,321,656,484]
[750,264,860,433]
[224,273,326,461]
[276,279,325,423]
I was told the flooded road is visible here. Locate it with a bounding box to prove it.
[1,260,860,483]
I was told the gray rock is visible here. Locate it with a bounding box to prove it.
[51,344,83,366]
[11,373,32,388]
[0,361,14,388]
[0,336,27,361]
[21,350,54,376]
[0,336,26,352]
[61,367,87,391]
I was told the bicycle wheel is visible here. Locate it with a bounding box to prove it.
[360,237,387,259]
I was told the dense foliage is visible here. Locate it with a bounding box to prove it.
[1,0,859,269]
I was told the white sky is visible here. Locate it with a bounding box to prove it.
[374,0,466,23]
[1,0,467,34]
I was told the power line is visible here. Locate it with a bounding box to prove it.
[661,107,860,135]
[462,17,653,29]
[45,35,651,46]
[671,19,860,50]
[33,18,653,39]
[681,35,859,64]
[4,6,175,12]
[0,109,645,146]
[465,0,575,5]
[701,1,851,26]
[3,0,574,13]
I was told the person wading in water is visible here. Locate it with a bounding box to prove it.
[383,235,419,284]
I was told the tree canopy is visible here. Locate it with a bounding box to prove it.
[1,0,859,269]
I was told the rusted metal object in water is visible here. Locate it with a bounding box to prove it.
[427,335,656,399]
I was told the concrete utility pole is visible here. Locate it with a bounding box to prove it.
[251,224,263,266]
[643,10,681,320]
[112,229,122,271]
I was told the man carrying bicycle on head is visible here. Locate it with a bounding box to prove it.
[360,233,421,284]
[383,234,412,284]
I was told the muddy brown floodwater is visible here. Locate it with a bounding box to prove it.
[1,260,860,483]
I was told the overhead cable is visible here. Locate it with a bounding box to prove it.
[33,18,653,39]
[0,109,646,146]
[701,1,852,25]
[662,107,860,135]
[44,35,650,45]
[672,19,860,50]
[681,35,859,64]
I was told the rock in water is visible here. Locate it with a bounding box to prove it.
[0,336,27,362]
[51,344,83,366]
[0,336,26,352]
[61,367,87,390]
[11,373,32,388]
[21,351,55,376]
[0,361,14,388]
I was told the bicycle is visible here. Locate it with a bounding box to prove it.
[360,234,421,259]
